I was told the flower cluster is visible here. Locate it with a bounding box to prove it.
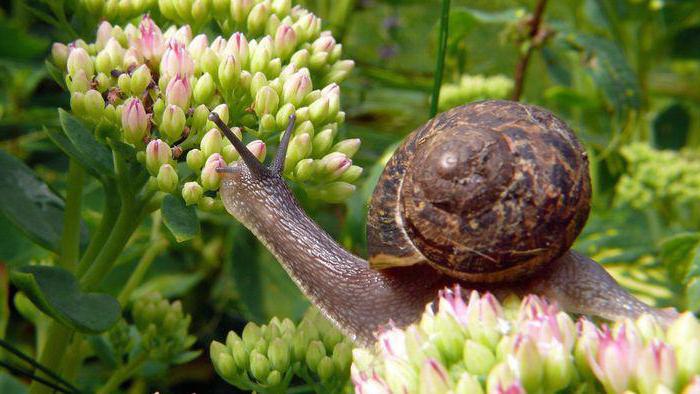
[131,292,197,361]
[616,143,700,212]
[79,0,157,22]
[52,5,358,206]
[438,74,513,112]
[210,308,353,392]
[352,287,700,394]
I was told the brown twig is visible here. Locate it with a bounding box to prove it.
[511,0,548,101]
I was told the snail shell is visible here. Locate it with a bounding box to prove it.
[367,100,592,283]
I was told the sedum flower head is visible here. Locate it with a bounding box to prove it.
[438,74,514,112]
[352,286,700,394]
[210,308,353,392]
[53,4,358,205]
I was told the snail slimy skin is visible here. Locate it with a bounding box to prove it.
[210,100,674,345]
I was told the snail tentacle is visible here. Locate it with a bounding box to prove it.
[208,112,269,178]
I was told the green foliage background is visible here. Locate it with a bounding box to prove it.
[1,0,699,392]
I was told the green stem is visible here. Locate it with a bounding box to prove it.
[76,182,120,277]
[117,237,167,305]
[59,160,85,272]
[429,0,451,118]
[28,323,73,394]
[96,352,148,394]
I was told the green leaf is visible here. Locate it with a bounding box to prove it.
[172,350,202,365]
[0,149,66,252]
[451,7,521,24]
[0,19,49,61]
[659,232,700,283]
[58,109,115,178]
[653,103,690,150]
[228,225,308,322]
[10,266,121,333]
[687,277,700,312]
[45,59,67,90]
[161,195,200,242]
[0,215,51,267]
[560,33,641,115]
[130,272,205,301]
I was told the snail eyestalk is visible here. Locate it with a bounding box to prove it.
[271,114,297,174]
[208,112,268,177]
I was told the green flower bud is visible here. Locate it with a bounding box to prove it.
[309,96,330,124]
[218,55,241,94]
[294,119,315,137]
[668,313,700,349]
[200,48,220,77]
[312,127,336,157]
[191,0,210,24]
[117,73,131,94]
[293,159,315,181]
[187,149,205,172]
[463,340,495,376]
[247,2,269,36]
[250,351,270,381]
[201,154,226,190]
[678,338,700,382]
[317,356,335,382]
[324,60,354,85]
[309,51,329,70]
[266,370,282,386]
[332,342,353,376]
[198,195,216,211]
[268,338,290,372]
[306,340,325,372]
[290,48,310,69]
[94,72,111,91]
[95,51,113,75]
[64,92,81,116]
[146,139,172,175]
[543,344,574,391]
[191,104,210,134]
[455,373,483,394]
[316,182,355,203]
[514,336,543,392]
[336,164,361,183]
[212,0,229,16]
[193,73,215,105]
[83,89,105,119]
[250,72,268,97]
[130,65,152,97]
[182,181,203,205]
[69,70,91,93]
[486,363,518,394]
[276,103,296,129]
[157,164,179,193]
[51,43,69,70]
[271,0,291,15]
[201,129,223,157]
[211,104,229,125]
[284,133,311,170]
[267,58,282,77]
[230,0,254,24]
[160,104,186,142]
[255,86,280,116]
[211,342,237,379]
[242,322,263,350]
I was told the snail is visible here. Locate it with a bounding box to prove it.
[209,100,673,345]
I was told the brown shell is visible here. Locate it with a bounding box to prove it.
[367,100,592,283]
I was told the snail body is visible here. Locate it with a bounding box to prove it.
[210,100,670,345]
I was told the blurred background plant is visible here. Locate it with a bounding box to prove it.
[1,0,699,393]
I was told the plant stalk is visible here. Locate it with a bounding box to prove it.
[76,182,120,277]
[511,0,548,101]
[28,323,73,394]
[59,159,85,272]
[429,0,451,118]
[96,352,148,394]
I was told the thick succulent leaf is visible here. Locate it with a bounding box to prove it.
[10,265,121,333]
[58,109,114,178]
[0,149,67,252]
[161,195,200,242]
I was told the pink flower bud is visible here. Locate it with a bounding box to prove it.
[283,69,312,107]
[160,40,195,79]
[225,32,249,67]
[324,60,354,84]
[311,33,336,54]
[587,325,640,393]
[353,372,391,394]
[274,24,297,59]
[218,55,241,92]
[254,86,280,116]
[96,21,113,50]
[146,139,172,175]
[320,152,351,179]
[246,140,266,162]
[135,15,164,64]
[166,75,191,109]
[377,327,408,360]
[121,98,148,144]
[188,34,209,60]
[496,382,526,394]
[637,340,678,394]
[67,47,94,77]
[201,154,226,190]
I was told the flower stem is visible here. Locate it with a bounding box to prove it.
[96,352,148,394]
[117,232,167,305]
[76,182,120,277]
[28,322,73,394]
[59,159,85,272]
[429,0,451,118]
[511,0,548,101]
